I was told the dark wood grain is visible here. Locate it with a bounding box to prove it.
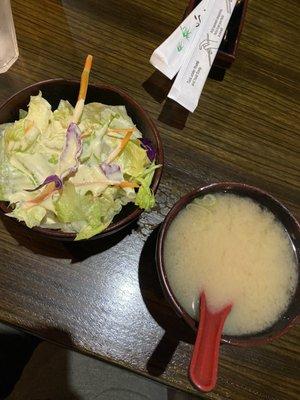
[0,0,299,399]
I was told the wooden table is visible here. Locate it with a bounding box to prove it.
[0,0,299,398]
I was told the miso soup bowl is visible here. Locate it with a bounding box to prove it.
[156,182,300,346]
[0,79,163,241]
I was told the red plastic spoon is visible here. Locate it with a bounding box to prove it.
[189,293,232,392]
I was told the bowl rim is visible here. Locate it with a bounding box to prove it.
[156,181,300,347]
[0,78,164,240]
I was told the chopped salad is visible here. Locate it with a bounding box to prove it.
[0,55,160,240]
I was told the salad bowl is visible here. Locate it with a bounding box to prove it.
[0,79,163,240]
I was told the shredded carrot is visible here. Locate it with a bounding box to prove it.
[106,129,133,163]
[107,128,136,140]
[72,55,93,124]
[73,179,138,189]
[118,129,134,152]
[117,181,139,189]
[107,132,125,138]
[24,182,57,208]
[81,129,92,139]
[78,54,93,101]
[73,181,108,187]
[108,128,136,133]
[24,120,34,134]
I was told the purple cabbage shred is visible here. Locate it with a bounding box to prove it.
[101,163,120,176]
[140,138,156,162]
[25,174,63,192]
[100,163,122,181]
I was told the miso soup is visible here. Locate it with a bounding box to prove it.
[164,194,298,335]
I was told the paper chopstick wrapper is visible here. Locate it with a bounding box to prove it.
[168,0,237,112]
[150,0,213,79]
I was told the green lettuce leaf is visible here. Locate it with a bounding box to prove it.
[0,128,36,200]
[69,164,110,196]
[54,182,123,240]
[134,162,160,210]
[118,141,148,178]
[53,100,74,128]
[54,183,84,223]
[26,91,52,133]
[19,109,27,119]
[9,152,55,187]
[4,121,40,154]
[79,123,108,164]
[8,204,46,228]
[3,92,51,155]
[41,119,67,154]
[80,102,103,125]
[102,106,142,139]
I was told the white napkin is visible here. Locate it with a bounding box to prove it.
[150,0,212,79]
[150,0,238,112]
[168,0,237,112]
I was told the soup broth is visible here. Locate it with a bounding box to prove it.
[164,193,298,335]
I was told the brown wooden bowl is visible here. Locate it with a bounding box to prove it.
[0,79,163,241]
[156,182,300,346]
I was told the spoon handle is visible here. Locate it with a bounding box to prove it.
[189,293,232,392]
